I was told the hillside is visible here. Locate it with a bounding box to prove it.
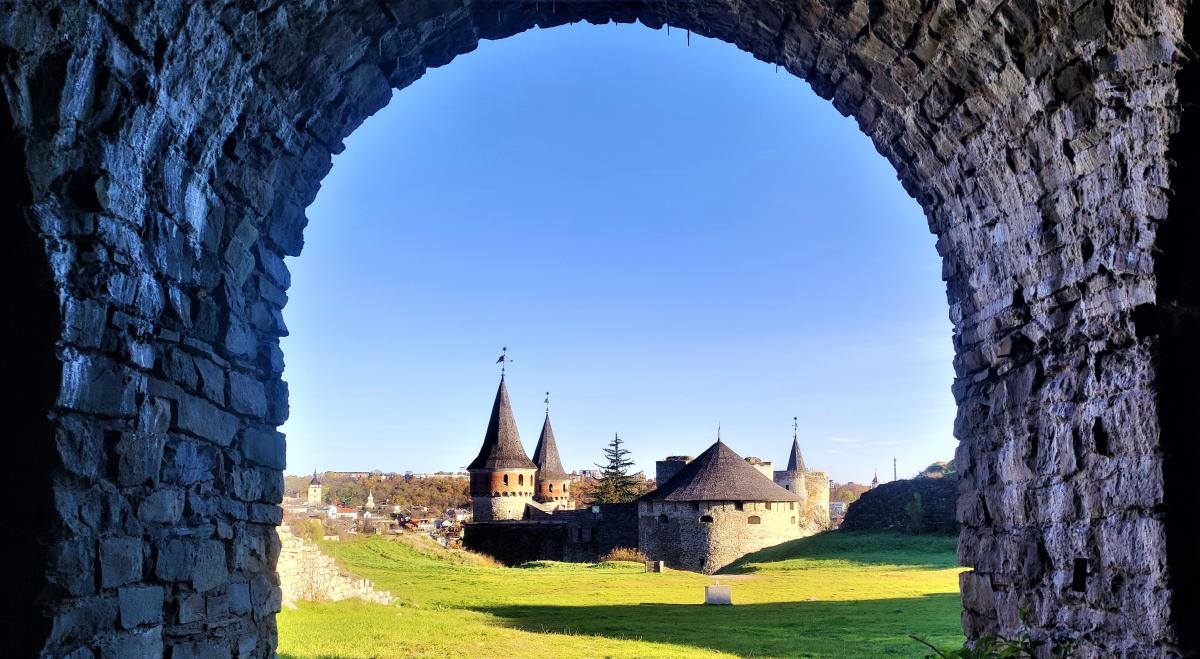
[277,531,964,658]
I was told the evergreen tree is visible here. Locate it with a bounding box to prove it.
[593,433,639,503]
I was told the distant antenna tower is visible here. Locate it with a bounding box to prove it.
[893,458,897,482]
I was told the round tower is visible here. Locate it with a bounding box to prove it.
[772,424,808,515]
[532,407,573,509]
[467,376,537,521]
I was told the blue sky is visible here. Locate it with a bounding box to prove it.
[279,22,957,484]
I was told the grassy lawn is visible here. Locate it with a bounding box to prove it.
[277,531,964,658]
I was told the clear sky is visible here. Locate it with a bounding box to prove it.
[279,22,957,485]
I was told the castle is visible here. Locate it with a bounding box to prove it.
[464,375,830,573]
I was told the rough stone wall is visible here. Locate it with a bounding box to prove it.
[275,526,391,607]
[638,500,804,574]
[803,470,830,528]
[467,503,639,565]
[2,0,1195,654]
[470,494,533,522]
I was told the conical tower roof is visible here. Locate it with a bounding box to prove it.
[640,440,800,502]
[786,437,807,473]
[532,413,569,480]
[467,378,537,471]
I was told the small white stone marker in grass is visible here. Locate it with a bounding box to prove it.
[705,578,732,605]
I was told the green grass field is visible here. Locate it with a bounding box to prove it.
[277,531,964,658]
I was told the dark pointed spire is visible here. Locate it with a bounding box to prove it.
[532,411,568,480]
[467,377,536,471]
[786,417,806,473]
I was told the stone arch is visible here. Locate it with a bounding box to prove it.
[3,0,1197,655]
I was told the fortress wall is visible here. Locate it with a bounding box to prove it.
[803,471,830,529]
[638,500,804,574]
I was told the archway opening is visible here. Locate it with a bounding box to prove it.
[276,22,960,657]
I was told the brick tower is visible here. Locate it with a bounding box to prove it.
[467,375,537,521]
[532,405,573,509]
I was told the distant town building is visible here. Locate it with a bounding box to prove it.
[307,471,323,505]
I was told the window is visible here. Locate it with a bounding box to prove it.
[748,516,761,524]
[734,502,744,511]
[789,502,795,510]
[790,516,796,524]
[765,502,772,510]
[518,474,523,485]
[699,515,714,524]
[692,501,700,511]
[503,474,509,486]
[658,514,669,524]
[548,483,553,492]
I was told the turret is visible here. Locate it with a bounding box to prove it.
[532,404,573,509]
[467,375,537,521]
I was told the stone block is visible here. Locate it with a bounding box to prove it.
[155,539,194,582]
[228,370,267,417]
[50,537,97,597]
[193,539,229,592]
[177,394,238,446]
[118,585,163,628]
[138,488,183,524]
[114,432,165,487]
[241,427,285,469]
[98,627,164,659]
[704,584,732,605]
[227,582,252,615]
[178,593,206,624]
[100,537,143,588]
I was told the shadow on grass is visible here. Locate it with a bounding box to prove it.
[471,594,963,658]
[719,530,961,574]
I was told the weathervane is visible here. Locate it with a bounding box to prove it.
[496,346,512,378]
[793,416,798,440]
[544,391,551,414]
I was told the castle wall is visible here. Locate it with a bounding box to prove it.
[638,500,805,574]
[804,471,830,529]
[465,503,638,565]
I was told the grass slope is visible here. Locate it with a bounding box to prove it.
[278,531,963,658]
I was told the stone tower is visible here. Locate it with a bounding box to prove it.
[532,411,573,509]
[772,434,808,505]
[365,490,375,510]
[307,471,323,505]
[467,376,537,521]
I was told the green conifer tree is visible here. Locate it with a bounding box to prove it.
[593,433,639,504]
